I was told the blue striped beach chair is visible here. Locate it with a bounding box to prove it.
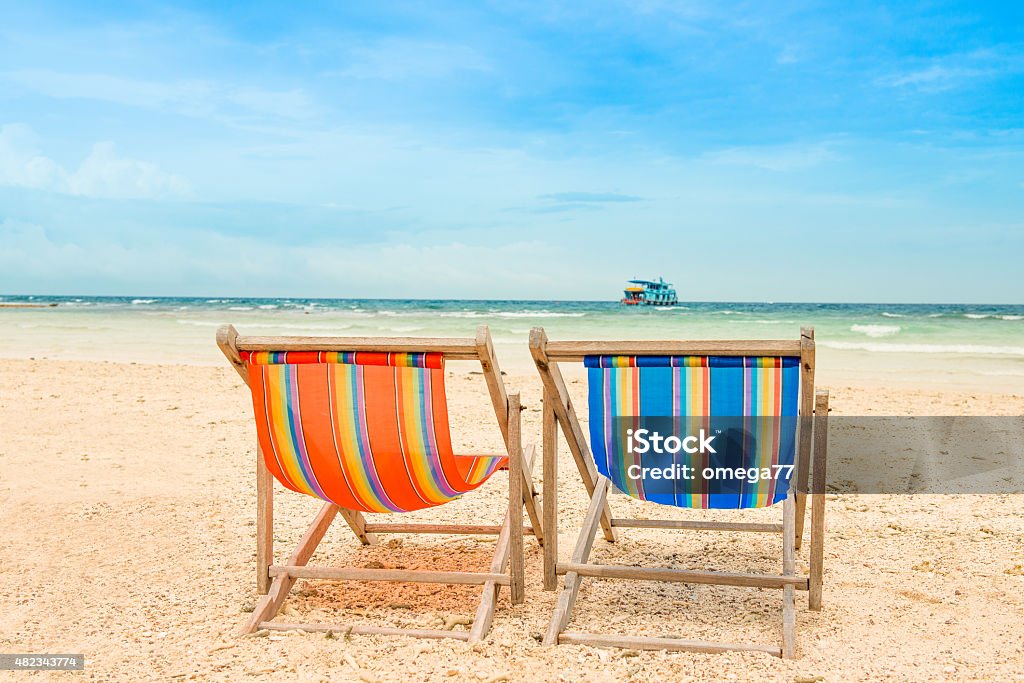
[529,327,829,658]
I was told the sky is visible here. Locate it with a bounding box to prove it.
[0,1,1022,302]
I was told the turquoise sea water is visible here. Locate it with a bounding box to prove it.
[2,296,1023,389]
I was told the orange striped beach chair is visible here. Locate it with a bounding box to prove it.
[217,325,543,642]
[530,327,829,657]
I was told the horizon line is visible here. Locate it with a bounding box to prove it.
[3,293,1022,307]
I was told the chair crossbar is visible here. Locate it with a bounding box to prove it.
[261,622,472,641]
[543,339,802,360]
[235,335,480,358]
[556,562,808,589]
[269,565,511,585]
[558,632,783,657]
[610,518,783,533]
[363,523,536,536]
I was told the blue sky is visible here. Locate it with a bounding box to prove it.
[0,1,1022,301]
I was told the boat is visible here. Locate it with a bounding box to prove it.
[620,277,678,306]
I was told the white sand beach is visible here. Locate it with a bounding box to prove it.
[1,353,1022,681]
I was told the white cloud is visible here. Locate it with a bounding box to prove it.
[879,64,989,92]
[0,123,190,199]
[69,142,191,199]
[1,69,318,123]
[702,142,837,171]
[0,216,579,298]
[776,44,801,65]
[331,39,492,81]
[877,48,1024,93]
[0,123,67,190]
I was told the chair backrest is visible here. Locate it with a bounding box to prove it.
[218,326,511,514]
[586,354,802,509]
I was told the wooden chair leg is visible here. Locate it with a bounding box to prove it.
[544,476,609,645]
[542,394,558,591]
[809,389,829,611]
[475,324,543,546]
[794,493,807,550]
[241,502,338,634]
[529,328,617,543]
[520,472,544,548]
[796,328,815,550]
[508,393,525,605]
[781,492,797,658]
[256,446,273,594]
[468,501,514,642]
[338,508,378,546]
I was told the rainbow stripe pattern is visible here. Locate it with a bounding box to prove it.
[586,355,800,509]
[243,350,505,513]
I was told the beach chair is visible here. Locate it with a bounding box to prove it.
[529,327,828,657]
[217,324,543,642]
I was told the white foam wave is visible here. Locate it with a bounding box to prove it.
[228,306,253,311]
[1000,315,1023,321]
[176,320,353,331]
[131,299,157,305]
[258,304,278,310]
[964,313,990,319]
[850,324,900,338]
[880,312,905,318]
[822,341,1024,357]
[498,311,585,318]
[438,311,586,319]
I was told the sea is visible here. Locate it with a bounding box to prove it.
[2,296,1023,390]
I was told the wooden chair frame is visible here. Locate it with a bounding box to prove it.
[217,324,543,643]
[529,327,829,658]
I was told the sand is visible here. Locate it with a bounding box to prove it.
[1,358,1023,681]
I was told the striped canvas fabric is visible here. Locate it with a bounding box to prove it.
[586,355,800,509]
[242,350,506,513]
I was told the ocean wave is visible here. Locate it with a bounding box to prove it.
[131,299,157,305]
[850,324,900,338]
[498,311,585,318]
[1000,315,1023,321]
[258,304,278,310]
[176,319,353,331]
[964,313,990,319]
[822,341,1024,357]
[880,312,905,318]
[438,311,486,318]
[228,306,253,311]
[438,310,586,319]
